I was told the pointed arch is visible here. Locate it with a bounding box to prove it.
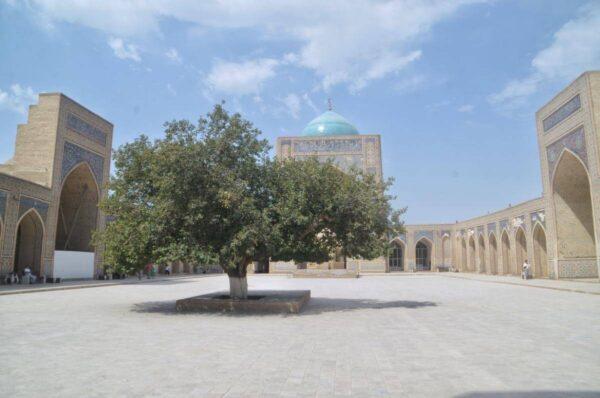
[0,216,4,257]
[551,149,596,265]
[488,232,498,275]
[56,162,100,252]
[415,237,432,271]
[14,208,45,276]
[389,239,405,272]
[478,234,486,273]
[532,223,548,278]
[515,227,527,276]
[441,235,451,267]
[461,237,467,272]
[61,161,101,197]
[501,230,511,275]
[550,147,589,183]
[468,235,476,272]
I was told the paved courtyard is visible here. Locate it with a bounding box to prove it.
[1,274,599,398]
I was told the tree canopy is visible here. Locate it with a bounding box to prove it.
[96,104,404,297]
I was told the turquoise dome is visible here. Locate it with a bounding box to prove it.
[301,111,359,136]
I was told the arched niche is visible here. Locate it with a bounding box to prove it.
[501,231,511,275]
[56,163,100,252]
[441,236,450,267]
[468,236,476,272]
[515,227,527,275]
[552,150,596,264]
[488,233,498,275]
[14,209,45,276]
[461,238,467,272]
[415,238,432,271]
[389,239,405,271]
[478,234,486,273]
[533,223,548,278]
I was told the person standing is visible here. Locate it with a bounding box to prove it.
[522,259,530,280]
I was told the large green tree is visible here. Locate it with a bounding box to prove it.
[96,104,404,298]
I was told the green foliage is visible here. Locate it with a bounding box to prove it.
[95,103,405,278]
[269,158,405,264]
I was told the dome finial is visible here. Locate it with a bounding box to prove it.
[328,97,333,111]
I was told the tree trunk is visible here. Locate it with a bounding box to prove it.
[343,254,347,269]
[226,259,250,300]
[228,275,248,300]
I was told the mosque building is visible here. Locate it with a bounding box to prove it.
[0,93,113,280]
[0,72,598,281]
[270,71,600,279]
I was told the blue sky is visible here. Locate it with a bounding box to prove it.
[1,1,599,224]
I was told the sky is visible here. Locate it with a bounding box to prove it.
[1,0,599,224]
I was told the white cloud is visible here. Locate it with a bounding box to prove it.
[17,0,483,91]
[351,51,422,92]
[108,37,141,62]
[166,83,176,96]
[302,93,319,114]
[204,58,279,96]
[490,2,600,107]
[457,104,474,113]
[394,74,427,94]
[281,93,301,119]
[0,84,37,114]
[165,48,182,64]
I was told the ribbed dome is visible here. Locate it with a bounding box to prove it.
[301,111,359,136]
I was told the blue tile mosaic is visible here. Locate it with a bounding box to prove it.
[294,138,362,153]
[530,211,546,227]
[61,141,105,186]
[547,126,587,179]
[67,113,107,146]
[543,94,580,132]
[19,196,49,223]
[415,230,433,242]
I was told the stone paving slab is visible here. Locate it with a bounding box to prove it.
[0,274,599,397]
[438,272,600,295]
[0,274,220,296]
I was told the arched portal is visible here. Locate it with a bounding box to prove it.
[389,240,404,272]
[478,234,486,273]
[468,236,476,272]
[415,239,432,271]
[533,224,548,278]
[14,210,45,276]
[489,233,498,275]
[501,231,511,275]
[552,150,596,269]
[461,238,467,272]
[515,227,527,275]
[55,163,99,252]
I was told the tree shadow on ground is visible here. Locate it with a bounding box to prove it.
[300,297,437,315]
[132,301,180,315]
[455,392,600,397]
[131,297,437,317]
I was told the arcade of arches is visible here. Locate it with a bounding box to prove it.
[0,74,598,281]
[382,73,600,280]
